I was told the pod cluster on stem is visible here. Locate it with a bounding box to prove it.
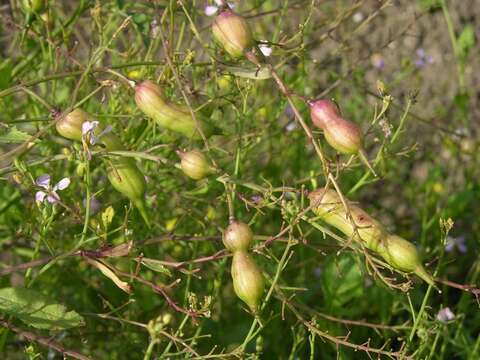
[223,221,265,312]
[308,188,435,286]
[134,80,212,139]
[56,109,150,226]
[309,99,376,175]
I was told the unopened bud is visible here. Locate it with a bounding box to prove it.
[212,9,253,58]
[223,221,253,252]
[231,251,264,312]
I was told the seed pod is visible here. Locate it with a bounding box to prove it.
[107,158,150,227]
[223,221,253,252]
[309,99,375,175]
[212,9,253,58]
[56,108,87,142]
[309,187,434,286]
[178,149,211,180]
[231,251,265,312]
[134,81,209,139]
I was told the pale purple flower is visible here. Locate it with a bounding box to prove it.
[371,53,385,70]
[83,196,101,215]
[35,174,70,204]
[82,121,112,146]
[313,267,322,278]
[415,48,434,68]
[445,236,467,253]
[436,307,455,323]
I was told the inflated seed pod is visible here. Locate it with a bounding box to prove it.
[223,221,253,252]
[106,158,149,226]
[56,108,87,142]
[178,149,211,180]
[231,251,265,312]
[309,99,375,175]
[309,188,434,286]
[56,109,150,226]
[212,9,253,58]
[135,80,212,139]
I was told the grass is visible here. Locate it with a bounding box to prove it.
[0,0,479,359]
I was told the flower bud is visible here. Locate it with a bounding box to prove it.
[135,81,205,139]
[231,251,264,312]
[223,221,253,252]
[22,0,46,13]
[56,108,87,142]
[178,149,211,180]
[212,9,253,58]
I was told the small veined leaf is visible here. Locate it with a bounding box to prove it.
[141,258,173,277]
[0,287,85,330]
[223,66,271,80]
[0,127,33,144]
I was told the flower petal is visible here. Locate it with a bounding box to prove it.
[36,174,50,188]
[205,5,218,16]
[54,177,71,191]
[82,121,99,135]
[259,44,273,57]
[35,191,46,202]
[46,192,60,203]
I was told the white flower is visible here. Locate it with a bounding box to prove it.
[205,5,218,16]
[35,174,71,204]
[259,42,273,57]
[82,121,112,146]
[352,12,364,23]
[436,307,455,323]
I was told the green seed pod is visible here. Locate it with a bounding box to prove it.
[223,221,253,252]
[178,149,211,180]
[212,9,253,58]
[135,81,209,139]
[309,188,434,286]
[107,159,150,227]
[310,99,363,154]
[231,251,265,312]
[309,99,375,175]
[56,108,87,142]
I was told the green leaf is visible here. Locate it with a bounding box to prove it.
[321,254,364,311]
[0,127,33,144]
[0,59,12,90]
[141,258,173,277]
[0,287,85,330]
[457,25,475,61]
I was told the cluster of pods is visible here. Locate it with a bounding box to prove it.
[54,5,434,311]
